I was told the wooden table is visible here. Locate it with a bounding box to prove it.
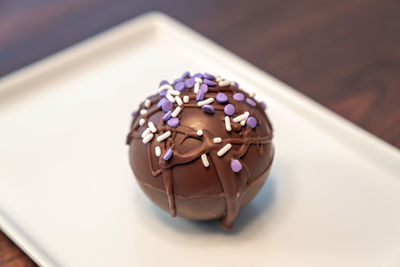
[0,0,399,265]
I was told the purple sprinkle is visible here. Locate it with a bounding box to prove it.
[163,149,173,161]
[131,110,137,117]
[203,79,216,86]
[246,116,257,128]
[159,90,167,97]
[185,78,195,88]
[233,82,239,88]
[167,117,180,128]
[203,73,215,80]
[231,159,242,172]
[161,100,173,112]
[246,98,257,107]
[202,104,214,114]
[224,104,235,116]
[163,111,172,121]
[157,98,166,108]
[233,93,244,101]
[200,83,208,94]
[174,77,183,83]
[260,101,267,110]
[175,81,185,91]
[193,73,203,78]
[181,71,190,79]
[216,93,228,104]
[159,80,169,87]
[196,90,205,101]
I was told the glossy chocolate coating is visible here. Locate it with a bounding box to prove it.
[127,74,274,229]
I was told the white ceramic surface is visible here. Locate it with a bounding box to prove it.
[0,12,399,267]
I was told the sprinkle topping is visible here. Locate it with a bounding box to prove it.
[171,106,182,118]
[167,117,180,128]
[197,97,214,106]
[163,149,173,160]
[141,127,151,138]
[260,101,267,110]
[155,146,161,157]
[142,133,154,144]
[157,98,166,108]
[231,160,242,172]
[131,71,269,174]
[166,93,176,103]
[246,116,257,128]
[159,80,169,87]
[224,116,232,132]
[202,105,214,114]
[144,99,151,108]
[233,93,244,101]
[185,78,195,88]
[157,131,171,142]
[148,122,157,133]
[216,93,228,104]
[203,73,215,80]
[224,104,235,116]
[201,153,209,167]
[175,81,185,91]
[162,100,173,112]
[183,95,189,103]
[163,111,172,121]
[217,143,232,157]
[246,98,257,107]
[175,96,183,106]
[203,79,216,86]
[213,137,222,143]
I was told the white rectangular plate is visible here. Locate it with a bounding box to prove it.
[1,12,400,267]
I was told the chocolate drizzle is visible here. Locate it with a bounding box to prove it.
[127,73,273,229]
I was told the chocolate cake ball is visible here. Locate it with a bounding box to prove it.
[126,72,274,229]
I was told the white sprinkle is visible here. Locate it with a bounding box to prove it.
[140,109,147,115]
[213,137,222,143]
[219,80,230,87]
[216,76,221,82]
[168,89,180,96]
[175,96,183,106]
[166,93,176,103]
[197,97,214,106]
[148,122,157,133]
[233,112,250,122]
[197,129,203,136]
[194,83,200,93]
[183,95,189,103]
[141,128,151,138]
[249,92,255,98]
[155,146,161,157]
[139,118,145,126]
[240,120,246,126]
[217,143,232,157]
[142,133,154,144]
[225,116,232,132]
[157,131,171,142]
[158,84,173,92]
[230,81,235,86]
[201,154,209,167]
[171,106,182,117]
[194,77,202,84]
[144,99,151,108]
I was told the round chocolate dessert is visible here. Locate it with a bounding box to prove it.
[126,72,274,229]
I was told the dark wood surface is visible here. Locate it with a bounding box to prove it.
[0,0,399,265]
